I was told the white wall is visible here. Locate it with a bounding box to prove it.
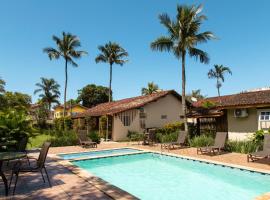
[144,94,183,128]
[227,108,258,140]
[112,110,142,141]
[111,94,183,141]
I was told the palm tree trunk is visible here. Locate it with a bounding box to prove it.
[63,59,68,129]
[109,63,112,102]
[181,51,188,131]
[106,63,113,141]
[217,79,220,97]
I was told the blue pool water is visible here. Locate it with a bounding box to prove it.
[73,153,270,200]
[58,148,141,160]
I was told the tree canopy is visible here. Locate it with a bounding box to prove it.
[77,84,111,108]
[141,82,160,95]
[208,64,232,96]
[0,92,32,112]
[0,77,5,93]
[34,77,61,110]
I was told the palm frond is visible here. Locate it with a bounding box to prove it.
[150,36,173,52]
[189,47,209,64]
[95,55,108,63]
[43,48,61,60]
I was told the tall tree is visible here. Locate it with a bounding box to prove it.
[0,77,5,93]
[141,82,160,95]
[95,41,128,102]
[95,42,128,141]
[43,32,87,117]
[151,4,214,130]
[34,77,61,111]
[2,92,32,112]
[208,64,232,96]
[77,84,110,108]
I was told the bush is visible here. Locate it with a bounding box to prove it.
[53,117,73,131]
[88,130,101,144]
[189,135,214,147]
[156,121,184,134]
[127,130,144,141]
[156,132,178,143]
[225,140,262,154]
[252,129,270,144]
[0,109,35,144]
[49,130,78,147]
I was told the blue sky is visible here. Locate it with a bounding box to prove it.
[1,0,270,103]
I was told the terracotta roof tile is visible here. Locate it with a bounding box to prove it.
[74,90,181,118]
[193,89,270,108]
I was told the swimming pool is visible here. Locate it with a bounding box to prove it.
[58,148,142,160]
[73,153,270,200]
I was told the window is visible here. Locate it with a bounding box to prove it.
[260,112,270,121]
[118,110,137,126]
[123,115,131,126]
[161,115,167,119]
[259,111,270,130]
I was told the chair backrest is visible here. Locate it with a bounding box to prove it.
[37,142,51,168]
[16,137,28,152]
[214,132,227,148]
[177,131,188,144]
[77,130,90,142]
[263,134,270,151]
[148,129,156,141]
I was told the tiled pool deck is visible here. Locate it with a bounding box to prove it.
[1,142,270,199]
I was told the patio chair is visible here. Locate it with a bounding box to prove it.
[161,131,188,149]
[77,130,97,148]
[9,142,52,194]
[197,132,228,155]
[247,134,270,162]
[7,137,29,166]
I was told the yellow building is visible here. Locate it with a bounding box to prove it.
[54,104,87,119]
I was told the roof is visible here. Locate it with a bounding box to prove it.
[54,104,87,110]
[74,90,182,118]
[193,89,270,109]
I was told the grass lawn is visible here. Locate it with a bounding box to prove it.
[27,134,54,149]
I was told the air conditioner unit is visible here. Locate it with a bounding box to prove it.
[234,108,248,118]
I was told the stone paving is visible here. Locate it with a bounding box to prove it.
[1,141,270,199]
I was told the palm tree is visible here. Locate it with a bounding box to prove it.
[208,64,232,96]
[141,82,160,95]
[150,4,215,131]
[34,77,61,111]
[43,32,87,117]
[95,41,128,102]
[187,89,205,101]
[95,41,128,141]
[0,77,5,93]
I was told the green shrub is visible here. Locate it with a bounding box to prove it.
[156,132,178,143]
[252,129,270,144]
[189,135,214,147]
[156,121,184,134]
[127,130,144,141]
[53,117,73,131]
[225,140,262,154]
[49,130,78,147]
[88,130,101,144]
[0,109,35,144]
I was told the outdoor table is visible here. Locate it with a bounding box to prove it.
[0,152,26,196]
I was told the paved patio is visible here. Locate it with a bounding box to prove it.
[0,142,270,199]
